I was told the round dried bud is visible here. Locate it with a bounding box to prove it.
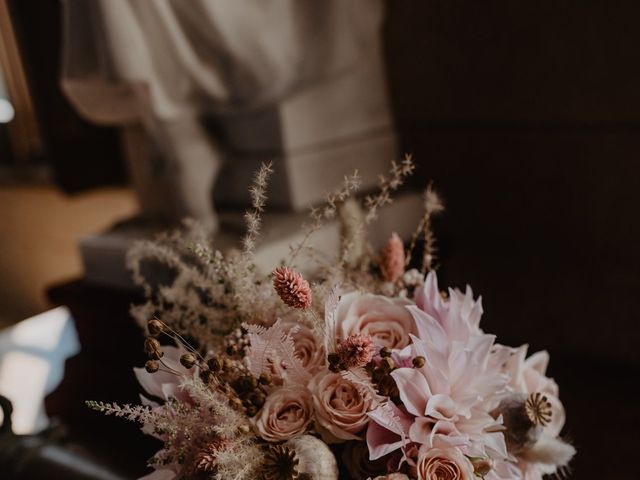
[223,359,233,371]
[229,397,243,409]
[246,405,258,417]
[238,375,258,391]
[329,363,342,373]
[144,337,163,360]
[259,373,272,385]
[147,319,165,336]
[180,353,197,369]
[327,353,340,366]
[207,356,224,372]
[380,357,395,371]
[226,344,238,356]
[471,457,494,477]
[379,347,392,358]
[412,356,426,368]
[377,375,399,398]
[249,391,266,409]
[144,360,159,373]
[200,369,214,384]
[238,424,251,434]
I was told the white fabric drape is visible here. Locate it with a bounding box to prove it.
[60,0,381,124]
[59,0,383,225]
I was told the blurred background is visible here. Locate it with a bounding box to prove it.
[0,1,638,479]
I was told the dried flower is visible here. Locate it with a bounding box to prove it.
[207,356,224,372]
[180,353,197,369]
[263,444,300,480]
[380,232,405,282]
[144,337,163,359]
[525,392,553,427]
[412,356,426,368]
[273,267,312,309]
[147,318,165,336]
[470,457,494,477]
[336,334,375,369]
[144,360,159,373]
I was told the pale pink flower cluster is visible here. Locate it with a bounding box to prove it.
[136,272,573,480]
[362,272,574,479]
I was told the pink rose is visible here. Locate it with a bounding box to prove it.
[336,292,415,350]
[253,385,313,442]
[311,372,374,441]
[415,447,474,480]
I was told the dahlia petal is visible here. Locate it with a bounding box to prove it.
[366,421,405,460]
[424,394,457,420]
[390,368,431,417]
[407,306,448,348]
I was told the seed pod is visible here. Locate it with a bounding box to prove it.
[144,337,163,359]
[180,353,197,369]
[492,393,544,453]
[283,435,338,480]
[223,359,233,371]
[226,344,238,356]
[471,457,493,477]
[207,356,224,372]
[258,373,272,385]
[147,319,164,336]
[249,391,266,409]
[412,356,426,368]
[380,357,394,371]
[145,360,159,373]
[246,405,257,417]
[199,369,214,384]
[327,353,340,366]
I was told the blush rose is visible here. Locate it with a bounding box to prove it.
[336,292,415,350]
[416,447,474,480]
[311,372,374,441]
[253,385,313,442]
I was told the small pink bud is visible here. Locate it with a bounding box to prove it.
[273,267,312,309]
[380,232,406,282]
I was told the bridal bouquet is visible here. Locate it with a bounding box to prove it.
[88,157,575,480]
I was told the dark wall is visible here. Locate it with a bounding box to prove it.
[384,0,640,366]
[9,0,125,192]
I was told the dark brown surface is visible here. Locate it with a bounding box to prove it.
[384,1,640,367]
[46,280,159,479]
[8,0,126,191]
